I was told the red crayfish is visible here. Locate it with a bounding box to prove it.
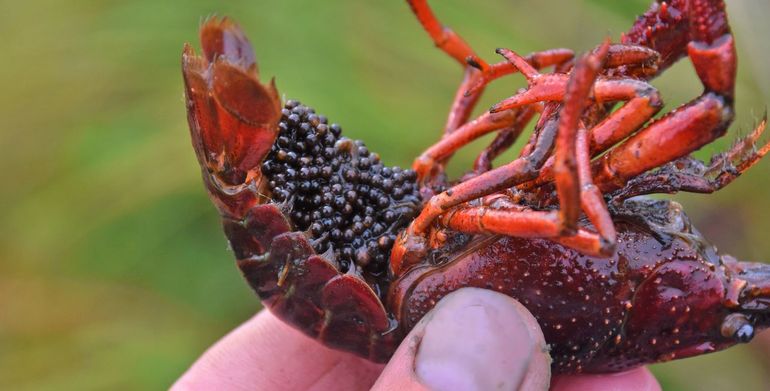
[182,0,770,373]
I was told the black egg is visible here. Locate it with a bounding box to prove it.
[265,99,422,273]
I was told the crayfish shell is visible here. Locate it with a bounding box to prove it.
[225,204,398,361]
[183,17,399,362]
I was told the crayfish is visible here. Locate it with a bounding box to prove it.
[182,0,770,373]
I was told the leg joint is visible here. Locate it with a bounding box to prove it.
[521,157,542,178]
[688,34,737,97]
[637,84,663,109]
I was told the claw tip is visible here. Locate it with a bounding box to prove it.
[466,56,482,70]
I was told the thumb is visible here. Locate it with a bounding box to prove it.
[372,287,551,391]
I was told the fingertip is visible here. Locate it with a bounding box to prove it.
[551,366,661,391]
[373,288,551,391]
[172,311,275,391]
[174,310,383,391]
[371,333,427,391]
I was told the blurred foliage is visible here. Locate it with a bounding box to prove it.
[1,1,768,389]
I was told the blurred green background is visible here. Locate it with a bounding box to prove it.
[2,0,769,389]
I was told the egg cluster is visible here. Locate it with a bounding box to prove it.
[261,100,422,274]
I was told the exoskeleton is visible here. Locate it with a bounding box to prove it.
[182,0,770,373]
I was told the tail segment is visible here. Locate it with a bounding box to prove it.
[182,17,281,219]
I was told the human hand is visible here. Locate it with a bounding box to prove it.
[173,288,660,390]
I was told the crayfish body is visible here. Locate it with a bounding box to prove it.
[182,0,770,374]
[389,198,770,373]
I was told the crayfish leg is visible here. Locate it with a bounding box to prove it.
[412,48,580,184]
[592,1,738,193]
[551,41,611,234]
[592,91,732,193]
[398,44,618,265]
[472,106,538,175]
[406,0,483,136]
[609,117,769,202]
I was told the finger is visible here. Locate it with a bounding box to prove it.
[551,366,661,391]
[172,310,384,391]
[373,287,551,391]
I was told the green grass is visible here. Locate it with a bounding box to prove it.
[1,1,769,389]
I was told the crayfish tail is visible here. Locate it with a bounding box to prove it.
[200,16,259,75]
[182,17,281,219]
